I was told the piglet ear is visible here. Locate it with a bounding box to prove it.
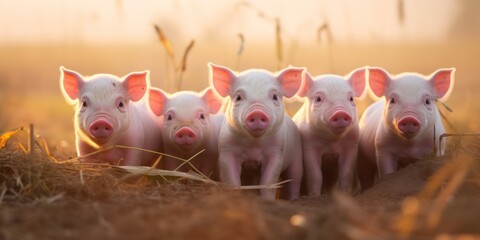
[429,68,455,101]
[296,71,314,98]
[123,71,149,102]
[148,88,168,116]
[201,88,224,114]
[367,67,391,98]
[60,66,84,102]
[347,67,367,99]
[208,63,236,98]
[277,67,305,98]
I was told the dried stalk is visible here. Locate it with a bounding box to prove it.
[439,133,480,153]
[27,124,35,159]
[176,40,195,91]
[275,18,283,70]
[154,25,195,92]
[236,33,245,69]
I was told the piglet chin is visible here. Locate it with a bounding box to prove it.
[247,128,268,138]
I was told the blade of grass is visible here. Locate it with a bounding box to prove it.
[28,124,35,158]
[0,126,23,148]
[236,33,245,69]
[439,133,480,153]
[154,25,176,62]
[176,39,195,91]
[0,184,7,205]
[236,179,291,190]
[70,145,115,162]
[117,166,217,184]
[275,18,283,70]
[173,149,210,180]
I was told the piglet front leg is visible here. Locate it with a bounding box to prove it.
[304,146,323,197]
[376,150,398,178]
[219,152,242,187]
[337,146,357,193]
[259,154,283,200]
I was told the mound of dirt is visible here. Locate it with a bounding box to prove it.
[1,137,480,240]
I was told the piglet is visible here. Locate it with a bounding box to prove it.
[357,67,455,190]
[60,67,162,166]
[148,87,224,180]
[293,68,367,196]
[209,63,304,200]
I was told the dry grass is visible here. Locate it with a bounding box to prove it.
[2,123,480,239]
[154,25,195,92]
[0,126,292,205]
[0,126,209,204]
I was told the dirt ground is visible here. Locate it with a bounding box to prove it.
[1,129,479,240]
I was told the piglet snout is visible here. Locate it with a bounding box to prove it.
[89,119,113,139]
[174,127,197,145]
[245,110,270,134]
[328,111,352,130]
[397,116,421,137]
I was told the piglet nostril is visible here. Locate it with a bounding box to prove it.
[245,110,270,132]
[174,127,197,145]
[397,116,421,135]
[89,120,114,139]
[328,111,352,130]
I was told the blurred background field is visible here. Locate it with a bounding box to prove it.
[1,0,479,150]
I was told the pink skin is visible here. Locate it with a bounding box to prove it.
[148,87,224,180]
[245,110,270,136]
[357,67,455,190]
[60,67,163,166]
[293,68,367,196]
[209,63,304,200]
[89,119,113,139]
[175,126,197,145]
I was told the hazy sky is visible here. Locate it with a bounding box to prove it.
[0,0,458,44]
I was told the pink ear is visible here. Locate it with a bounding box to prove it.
[296,71,314,98]
[201,88,224,114]
[208,63,236,98]
[148,88,168,116]
[123,71,149,102]
[348,67,367,98]
[60,66,84,101]
[368,67,391,98]
[277,67,304,98]
[429,68,455,101]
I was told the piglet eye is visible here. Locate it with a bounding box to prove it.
[272,94,278,101]
[200,114,205,120]
[118,101,125,108]
[167,114,172,121]
[425,99,431,105]
[390,97,396,104]
[315,96,322,102]
[349,96,354,102]
[235,95,242,102]
[82,101,88,107]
